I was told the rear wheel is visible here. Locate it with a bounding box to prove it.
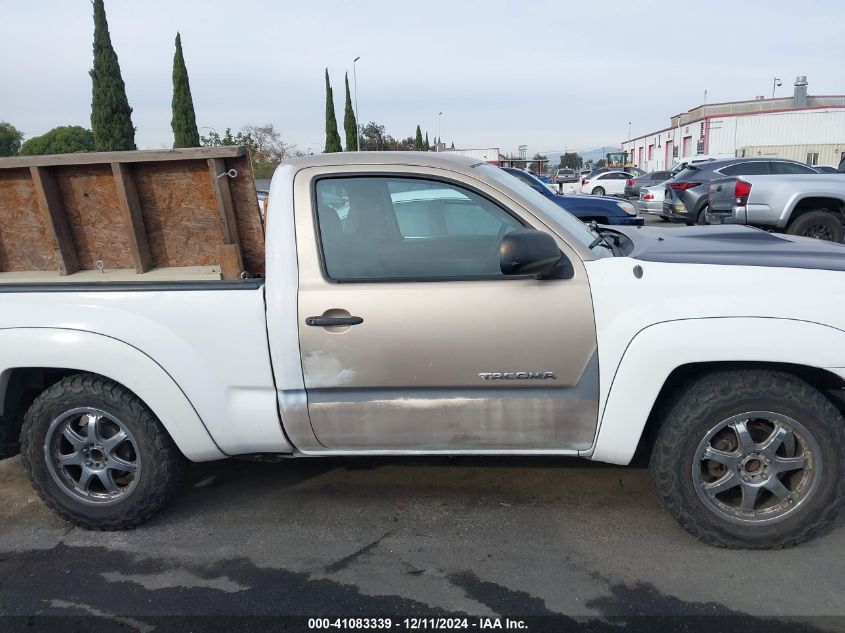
[20,373,186,530]
[591,187,605,196]
[696,205,710,225]
[787,210,844,243]
[649,369,845,548]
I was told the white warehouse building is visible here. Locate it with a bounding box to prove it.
[622,76,845,172]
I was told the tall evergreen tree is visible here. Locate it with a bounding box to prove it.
[171,32,200,148]
[343,72,357,151]
[89,0,135,151]
[424,132,430,151]
[324,69,343,153]
[414,125,424,151]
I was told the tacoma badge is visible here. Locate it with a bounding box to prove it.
[478,371,557,380]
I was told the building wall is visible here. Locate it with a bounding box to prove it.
[622,107,845,172]
[738,143,844,166]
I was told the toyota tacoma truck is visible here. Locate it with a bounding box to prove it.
[2,152,845,549]
[708,173,845,242]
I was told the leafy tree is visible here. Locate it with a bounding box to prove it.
[424,132,430,151]
[89,0,136,151]
[596,158,607,168]
[343,73,357,151]
[19,126,96,155]
[242,123,303,178]
[450,141,455,149]
[324,69,342,153]
[0,121,24,156]
[414,125,424,151]
[171,32,200,148]
[200,127,257,153]
[359,121,387,150]
[558,152,582,170]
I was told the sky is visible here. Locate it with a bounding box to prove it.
[2,0,843,157]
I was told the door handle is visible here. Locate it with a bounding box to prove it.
[305,315,364,327]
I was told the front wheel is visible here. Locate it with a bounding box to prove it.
[591,186,605,196]
[649,369,845,548]
[20,373,186,530]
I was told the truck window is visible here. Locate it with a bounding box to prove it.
[314,177,523,281]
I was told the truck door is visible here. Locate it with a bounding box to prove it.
[293,167,598,452]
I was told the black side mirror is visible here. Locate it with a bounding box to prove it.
[500,229,562,276]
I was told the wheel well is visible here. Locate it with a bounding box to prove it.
[789,197,845,223]
[632,361,845,465]
[0,368,88,458]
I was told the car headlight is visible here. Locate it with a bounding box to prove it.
[616,201,636,215]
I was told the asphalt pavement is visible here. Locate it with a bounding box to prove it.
[2,452,844,627]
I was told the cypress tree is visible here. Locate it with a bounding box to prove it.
[424,132,430,151]
[89,0,136,151]
[414,125,423,151]
[343,72,357,151]
[324,69,343,153]
[171,32,200,148]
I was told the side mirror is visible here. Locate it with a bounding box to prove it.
[500,229,562,276]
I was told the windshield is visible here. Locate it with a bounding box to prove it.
[474,164,606,253]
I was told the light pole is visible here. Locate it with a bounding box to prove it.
[627,122,631,164]
[353,56,361,151]
[772,77,782,99]
[438,112,443,149]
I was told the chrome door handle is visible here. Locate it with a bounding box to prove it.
[305,316,363,327]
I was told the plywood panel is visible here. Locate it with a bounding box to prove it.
[227,155,266,275]
[133,160,226,268]
[0,169,59,271]
[54,164,134,271]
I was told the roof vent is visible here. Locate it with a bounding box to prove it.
[794,75,808,107]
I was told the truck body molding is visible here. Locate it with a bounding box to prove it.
[589,317,845,464]
[0,328,223,461]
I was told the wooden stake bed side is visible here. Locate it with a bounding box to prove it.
[0,147,265,282]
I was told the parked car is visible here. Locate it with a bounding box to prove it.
[624,171,674,198]
[555,168,578,184]
[636,184,667,219]
[586,166,646,179]
[708,173,845,242]
[663,158,820,225]
[814,166,840,174]
[669,154,735,173]
[502,167,643,226]
[580,170,636,196]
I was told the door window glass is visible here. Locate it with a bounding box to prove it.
[771,161,818,174]
[315,177,524,281]
[721,161,770,176]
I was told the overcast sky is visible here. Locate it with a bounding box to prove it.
[3,0,843,156]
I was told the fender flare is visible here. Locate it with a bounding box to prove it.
[588,317,845,465]
[0,327,225,461]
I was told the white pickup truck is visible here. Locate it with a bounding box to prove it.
[2,152,845,548]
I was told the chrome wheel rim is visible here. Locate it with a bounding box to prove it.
[44,407,142,506]
[692,411,822,526]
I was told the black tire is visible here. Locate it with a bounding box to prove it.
[649,369,845,548]
[696,205,709,225]
[787,210,844,243]
[591,187,605,196]
[20,373,186,530]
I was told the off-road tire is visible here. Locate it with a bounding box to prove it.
[787,210,844,243]
[649,369,845,548]
[20,373,186,530]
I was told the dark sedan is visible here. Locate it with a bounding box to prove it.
[502,167,643,226]
[663,157,819,225]
[624,170,673,198]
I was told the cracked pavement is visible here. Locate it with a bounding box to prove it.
[1,453,844,629]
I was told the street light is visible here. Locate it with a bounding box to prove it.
[438,112,443,149]
[353,56,361,151]
[772,77,782,99]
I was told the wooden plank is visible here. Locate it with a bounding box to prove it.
[208,158,241,245]
[111,162,153,273]
[0,265,222,283]
[217,244,244,280]
[0,146,246,170]
[29,166,78,275]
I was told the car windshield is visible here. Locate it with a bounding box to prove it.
[475,164,607,254]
